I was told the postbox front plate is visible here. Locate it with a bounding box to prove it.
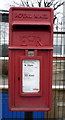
[8,7,53,111]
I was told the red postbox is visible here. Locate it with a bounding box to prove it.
[8,7,53,111]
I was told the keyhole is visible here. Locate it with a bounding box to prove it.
[18,77,20,80]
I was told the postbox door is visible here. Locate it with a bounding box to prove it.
[10,49,52,111]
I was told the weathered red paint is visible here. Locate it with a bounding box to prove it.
[8,7,54,111]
